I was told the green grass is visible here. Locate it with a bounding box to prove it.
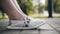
[0,13,60,19]
[0,16,8,18]
[0,13,8,18]
[29,13,60,18]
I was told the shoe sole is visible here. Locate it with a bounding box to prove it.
[7,22,45,29]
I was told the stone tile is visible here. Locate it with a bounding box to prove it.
[0,30,20,34]
[0,18,60,34]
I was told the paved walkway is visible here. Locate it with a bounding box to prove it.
[0,18,60,34]
[46,18,60,33]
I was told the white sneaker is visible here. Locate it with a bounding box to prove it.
[7,17,45,29]
[8,20,26,27]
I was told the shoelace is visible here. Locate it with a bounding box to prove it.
[24,17,30,27]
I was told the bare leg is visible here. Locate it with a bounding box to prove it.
[12,0,27,17]
[0,0,24,20]
[11,0,33,20]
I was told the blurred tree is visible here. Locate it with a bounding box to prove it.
[24,0,34,15]
[17,0,34,15]
[38,3,44,14]
[52,0,60,13]
[17,0,27,14]
[45,0,53,17]
[0,9,5,18]
[38,0,44,14]
[52,0,59,13]
[45,0,48,10]
[1,12,5,18]
[48,0,53,17]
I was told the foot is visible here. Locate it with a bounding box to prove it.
[7,17,45,29]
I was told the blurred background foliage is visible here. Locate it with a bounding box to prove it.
[52,0,60,13]
[0,0,60,18]
[17,0,45,15]
[17,0,34,15]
